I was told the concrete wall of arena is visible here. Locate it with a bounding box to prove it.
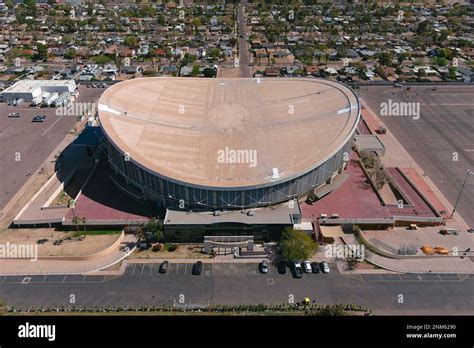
[104,137,354,210]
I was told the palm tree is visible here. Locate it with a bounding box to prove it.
[72,215,81,234]
[81,217,87,238]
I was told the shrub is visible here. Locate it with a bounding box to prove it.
[167,244,178,252]
[151,243,162,252]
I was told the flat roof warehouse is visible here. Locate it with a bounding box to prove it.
[98,77,359,190]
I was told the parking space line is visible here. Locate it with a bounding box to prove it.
[62,275,67,283]
[149,264,154,276]
[184,263,187,275]
[102,295,114,307]
[131,263,137,276]
[91,295,105,307]
[176,263,180,274]
[41,115,63,137]
[140,264,145,276]
[0,276,6,284]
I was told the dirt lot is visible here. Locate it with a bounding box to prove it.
[0,228,121,257]
[131,244,211,259]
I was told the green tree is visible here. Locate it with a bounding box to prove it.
[280,228,317,261]
[191,65,200,77]
[378,51,394,67]
[143,218,163,242]
[64,48,76,60]
[181,53,197,67]
[203,67,216,78]
[416,20,432,36]
[5,0,14,10]
[124,35,138,48]
[34,43,48,61]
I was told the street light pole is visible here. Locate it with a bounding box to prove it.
[450,169,473,219]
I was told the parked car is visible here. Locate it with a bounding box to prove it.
[320,262,330,274]
[277,261,286,274]
[259,260,269,274]
[311,262,320,274]
[159,260,169,274]
[291,261,303,278]
[32,115,46,122]
[440,228,458,236]
[192,261,203,275]
[8,112,21,117]
[303,260,312,273]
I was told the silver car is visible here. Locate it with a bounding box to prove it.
[303,260,312,273]
[320,262,330,274]
[260,260,268,274]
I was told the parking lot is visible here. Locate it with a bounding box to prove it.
[361,85,474,227]
[0,262,471,314]
[0,85,105,212]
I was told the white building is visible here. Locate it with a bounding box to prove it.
[1,80,76,103]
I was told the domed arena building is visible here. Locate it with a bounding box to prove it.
[98,77,360,211]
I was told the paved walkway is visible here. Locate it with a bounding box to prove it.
[385,167,437,217]
[400,167,450,218]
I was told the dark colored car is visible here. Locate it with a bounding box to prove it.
[32,115,46,122]
[277,261,287,274]
[192,261,203,275]
[291,261,303,279]
[159,260,169,274]
[320,261,330,274]
[311,262,320,274]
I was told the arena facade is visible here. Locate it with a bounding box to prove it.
[98,77,360,210]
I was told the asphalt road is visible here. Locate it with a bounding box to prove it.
[237,3,251,77]
[360,85,474,227]
[0,262,471,315]
[0,85,105,212]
